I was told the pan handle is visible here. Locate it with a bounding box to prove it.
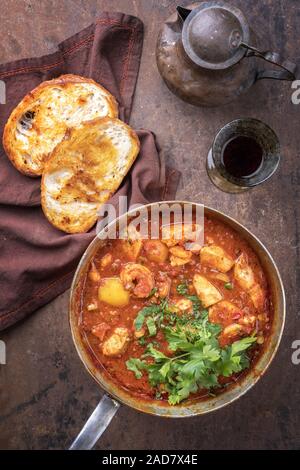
[69,394,120,450]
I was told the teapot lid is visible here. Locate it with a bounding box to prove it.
[180,1,250,70]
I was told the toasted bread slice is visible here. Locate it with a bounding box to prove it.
[3,74,118,176]
[41,117,140,233]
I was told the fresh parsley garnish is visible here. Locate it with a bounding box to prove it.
[134,298,170,333]
[148,287,158,298]
[134,304,161,331]
[128,308,256,405]
[176,282,202,316]
[130,279,257,405]
[176,282,189,295]
[138,337,147,346]
[146,317,157,336]
[224,282,233,290]
[125,358,146,379]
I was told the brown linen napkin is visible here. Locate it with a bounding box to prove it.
[0,12,180,331]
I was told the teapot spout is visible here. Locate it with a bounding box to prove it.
[176,6,192,22]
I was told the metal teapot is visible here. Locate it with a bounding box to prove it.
[156,1,297,107]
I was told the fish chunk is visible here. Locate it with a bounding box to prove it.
[143,240,169,263]
[161,224,183,247]
[219,314,257,346]
[249,283,265,310]
[234,253,255,290]
[102,327,130,356]
[156,273,171,298]
[100,253,112,268]
[121,239,142,261]
[209,300,241,327]
[169,246,193,267]
[173,298,193,313]
[218,323,244,347]
[162,223,202,249]
[91,322,110,341]
[234,254,265,310]
[193,274,222,308]
[200,245,234,273]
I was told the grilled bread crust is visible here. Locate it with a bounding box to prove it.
[3,74,118,176]
[41,117,140,233]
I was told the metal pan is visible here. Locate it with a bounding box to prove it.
[69,201,285,449]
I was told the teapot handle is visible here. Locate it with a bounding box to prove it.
[241,42,297,81]
[176,6,192,23]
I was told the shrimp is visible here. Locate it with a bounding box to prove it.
[120,263,155,298]
[209,301,257,346]
[218,317,257,347]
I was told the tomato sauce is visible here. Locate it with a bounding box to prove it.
[79,215,272,403]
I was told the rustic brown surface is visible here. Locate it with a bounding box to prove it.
[0,0,300,450]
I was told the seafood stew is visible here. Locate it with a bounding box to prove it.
[79,216,272,406]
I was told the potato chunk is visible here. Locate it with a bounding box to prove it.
[102,327,130,356]
[234,253,255,290]
[193,274,222,308]
[143,240,169,263]
[98,278,130,307]
[200,245,234,273]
